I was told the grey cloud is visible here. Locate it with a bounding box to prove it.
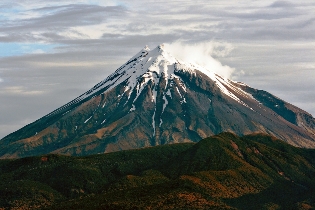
[0,4,127,36]
[269,0,294,8]
[183,2,301,20]
[231,10,302,21]
[26,4,125,26]
[288,17,315,29]
[0,33,180,69]
[115,2,315,42]
[0,33,46,42]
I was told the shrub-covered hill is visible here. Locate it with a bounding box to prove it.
[1,132,315,209]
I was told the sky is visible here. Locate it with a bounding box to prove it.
[0,0,314,139]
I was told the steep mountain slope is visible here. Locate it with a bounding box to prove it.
[1,133,315,209]
[1,45,315,158]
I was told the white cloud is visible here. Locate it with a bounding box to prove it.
[294,62,315,70]
[59,24,106,40]
[31,49,45,54]
[0,86,44,95]
[164,41,235,79]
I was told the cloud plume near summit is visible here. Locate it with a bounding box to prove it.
[164,41,235,79]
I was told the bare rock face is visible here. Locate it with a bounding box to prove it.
[1,45,315,158]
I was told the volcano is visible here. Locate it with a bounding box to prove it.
[1,44,315,158]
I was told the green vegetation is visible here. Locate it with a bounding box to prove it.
[0,132,315,209]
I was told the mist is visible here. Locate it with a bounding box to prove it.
[164,41,235,79]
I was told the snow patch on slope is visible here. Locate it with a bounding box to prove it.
[152,110,156,137]
[84,116,92,124]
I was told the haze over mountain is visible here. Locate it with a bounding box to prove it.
[0,44,315,159]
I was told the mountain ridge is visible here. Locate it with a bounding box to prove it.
[1,132,315,209]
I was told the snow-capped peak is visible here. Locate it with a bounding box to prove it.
[48,44,252,117]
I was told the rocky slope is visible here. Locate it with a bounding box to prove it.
[1,45,315,158]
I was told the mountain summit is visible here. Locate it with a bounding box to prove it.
[1,44,315,158]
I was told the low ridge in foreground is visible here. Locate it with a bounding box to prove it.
[1,44,315,158]
[1,133,315,209]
